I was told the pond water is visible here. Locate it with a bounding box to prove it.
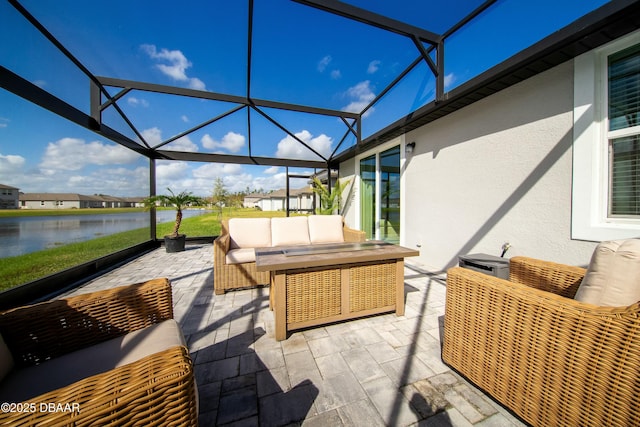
[0,210,209,258]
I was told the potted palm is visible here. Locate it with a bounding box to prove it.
[311,176,350,215]
[144,188,204,252]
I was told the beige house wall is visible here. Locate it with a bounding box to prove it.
[341,60,598,271]
[21,200,83,209]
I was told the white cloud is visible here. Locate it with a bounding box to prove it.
[264,166,279,175]
[156,161,190,181]
[141,127,163,146]
[275,130,332,160]
[0,118,9,128]
[201,132,245,153]
[342,80,376,116]
[181,115,190,123]
[39,138,139,172]
[318,55,332,72]
[140,127,197,151]
[444,73,456,89]
[127,97,149,107]
[166,136,198,152]
[189,77,206,91]
[192,163,243,179]
[0,153,25,182]
[330,70,342,80]
[140,44,206,90]
[67,166,149,196]
[367,60,381,74]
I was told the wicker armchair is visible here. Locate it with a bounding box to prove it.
[0,278,198,426]
[443,256,640,427]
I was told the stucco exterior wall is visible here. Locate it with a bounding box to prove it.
[341,60,598,271]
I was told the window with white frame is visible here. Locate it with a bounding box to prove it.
[608,44,640,218]
[573,30,640,241]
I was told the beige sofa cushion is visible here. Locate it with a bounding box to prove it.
[308,215,344,244]
[574,239,640,307]
[0,335,14,382]
[271,217,310,246]
[228,218,271,249]
[0,319,186,403]
[226,248,256,264]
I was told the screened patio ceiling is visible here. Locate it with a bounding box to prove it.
[1,0,620,174]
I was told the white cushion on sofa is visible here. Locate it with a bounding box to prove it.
[0,319,186,403]
[226,248,256,264]
[228,218,271,249]
[574,239,640,307]
[308,215,344,244]
[271,217,310,246]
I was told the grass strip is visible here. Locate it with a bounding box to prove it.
[0,209,293,290]
[0,228,149,290]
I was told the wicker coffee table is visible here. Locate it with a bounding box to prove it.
[255,241,419,340]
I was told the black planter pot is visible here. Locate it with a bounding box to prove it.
[164,234,186,253]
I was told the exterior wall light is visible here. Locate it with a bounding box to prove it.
[405,142,416,154]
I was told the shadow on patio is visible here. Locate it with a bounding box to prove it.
[68,244,525,427]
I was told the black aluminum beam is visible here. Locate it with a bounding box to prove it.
[0,66,150,158]
[97,76,359,119]
[156,150,327,169]
[332,0,640,165]
[293,0,441,45]
[154,104,246,150]
[252,105,328,162]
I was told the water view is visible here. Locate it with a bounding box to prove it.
[0,210,210,258]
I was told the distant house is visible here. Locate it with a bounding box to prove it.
[19,193,102,209]
[18,193,146,209]
[242,194,263,209]
[0,184,19,209]
[245,187,314,212]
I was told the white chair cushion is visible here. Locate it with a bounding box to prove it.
[271,217,310,246]
[0,334,14,382]
[226,248,256,264]
[308,215,344,244]
[574,239,640,307]
[228,218,271,249]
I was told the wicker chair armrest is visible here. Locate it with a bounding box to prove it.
[343,225,366,242]
[0,346,197,426]
[214,233,230,254]
[443,267,640,427]
[0,278,173,367]
[509,256,586,298]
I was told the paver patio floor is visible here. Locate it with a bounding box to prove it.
[66,243,526,427]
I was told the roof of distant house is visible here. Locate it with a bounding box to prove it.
[18,193,145,202]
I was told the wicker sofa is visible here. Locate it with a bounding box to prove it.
[0,278,198,426]
[443,245,640,427]
[214,215,366,294]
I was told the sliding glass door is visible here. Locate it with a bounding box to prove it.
[359,145,401,243]
[360,155,376,240]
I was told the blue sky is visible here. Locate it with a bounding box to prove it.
[0,0,608,198]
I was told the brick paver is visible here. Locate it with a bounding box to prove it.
[68,244,526,427]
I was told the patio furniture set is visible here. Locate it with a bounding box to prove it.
[0,215,638,426]
[214,215,418,341]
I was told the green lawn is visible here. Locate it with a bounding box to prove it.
[0,208,293,290]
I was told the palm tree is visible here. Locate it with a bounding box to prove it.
[144,188,204,237]
[311,176,350,215]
